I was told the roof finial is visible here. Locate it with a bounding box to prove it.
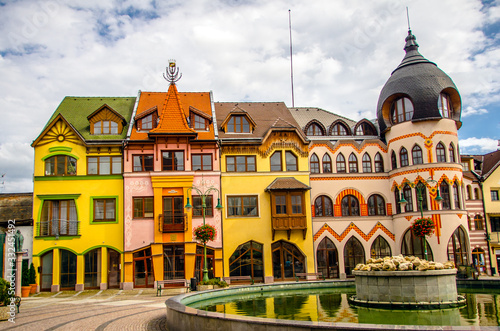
[406,7,411,32]
[403,8,418,53]
[163,60,182,85]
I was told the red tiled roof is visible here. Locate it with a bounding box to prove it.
[150,84,195,135]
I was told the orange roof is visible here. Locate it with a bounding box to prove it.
[130,86,215,141]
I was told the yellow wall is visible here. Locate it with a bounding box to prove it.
[484,166,500,274]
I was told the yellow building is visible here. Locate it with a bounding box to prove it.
[215,102,315,283]
[31,97,135,291]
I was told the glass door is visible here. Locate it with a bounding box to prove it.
[163,196,184,232]
[108,249,121,288]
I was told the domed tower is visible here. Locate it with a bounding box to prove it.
[378,30,469,265]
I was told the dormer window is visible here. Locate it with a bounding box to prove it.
[331,123,347,136]
[438,93,453,118]
[193,114,207,130]
[355,122,376,135]
[141,114,154,130]
[135,106,158,132]
[94,120,119,134]
[228,115,250,133]
[391,97,414,124]
[88,104,126,135]
[306,123,323,136]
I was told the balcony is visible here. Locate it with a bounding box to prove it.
[159,213,187,233]
[271,215,307,240]
[488,232,500,246]
[38,220,79,237]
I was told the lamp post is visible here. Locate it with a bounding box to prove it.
[185,179,223,283]
[399,177,443,260]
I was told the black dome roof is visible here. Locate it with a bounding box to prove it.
[376,30,461,134]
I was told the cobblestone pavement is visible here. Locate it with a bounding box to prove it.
[0,288,186,331]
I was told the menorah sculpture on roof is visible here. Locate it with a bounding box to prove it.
[164,60,182,84]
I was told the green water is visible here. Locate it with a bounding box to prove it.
[188,287,500,327]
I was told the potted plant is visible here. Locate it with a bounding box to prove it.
[28,263,37,294]
[193,224,217,243]
[21,267,31,297]
[197,278,228,291]
[0,278,14,320]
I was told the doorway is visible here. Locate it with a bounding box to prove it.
[133,248,153,288]
[272,240,305,281]
[108,249,121,288]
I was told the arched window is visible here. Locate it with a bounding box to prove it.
[400,148,409,167]
[415,182,428,211]
[370,236,391,259]
[314,195,333,217]
[348,154,358,173]
[391,97,414,124]
[474,215,484,230]
[472,248,486,274]
[310,154,320,173]
[344,237,365,277]
[322,154,332,173]
[84,248,101,289]
[368,194,385,216]
[336,154,346,173]
[447,227,469,266]
[271,241,305,281]
[474,188,480,200]
[438,93,454,118]
[436,143,446,162]
[40,250,53,291]
[449,144,456,162]
[341,195,359,216]
[412,145,423,165]
[285,151,298,171]
[355,122,375,135]
[316,237,339,279]
[270,151,282,171]
[362,153,372,173]
[374,153,384,173]
[467,185,472,200]
[229,241,264,282]
[391,151,397,170]
[45,155,77,176]
[331,123,348,136]
[441,181,451,210]
[403,184,413,212]
[394,188,401,214]
[306,123,324,136]
[401,228,433,260]
[60,249,77,290]
[453,181,461,209]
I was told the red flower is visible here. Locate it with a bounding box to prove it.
[412,218,435,237]
[194,224,217,243]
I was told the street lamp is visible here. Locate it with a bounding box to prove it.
[185,179,223,282]
[399,177,443,260]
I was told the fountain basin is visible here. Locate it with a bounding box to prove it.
[350,269,465,309]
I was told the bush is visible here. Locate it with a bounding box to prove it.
[28,263,36,284]
[0,278,14,306]
[199,278,228,288]
[21,267,30,287]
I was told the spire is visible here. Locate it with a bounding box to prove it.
[404,29,419,52]
[392,29,435,74]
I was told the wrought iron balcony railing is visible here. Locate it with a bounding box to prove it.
[158,213,187,233]
[38,220,80,237]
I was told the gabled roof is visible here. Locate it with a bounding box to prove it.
[37,96,135,141]
[481,150,500,179]
[31,113,85,147]
[189,106,212,122]
[289,107,358,132]
[219,105,257,129]
[87,104,127,124]
[134,106,158,121]
[265,177,311,191]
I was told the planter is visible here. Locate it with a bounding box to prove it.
[21,286,31,297]
[197,285,213,291]
[30,284,37,294]
[0,306,10,321]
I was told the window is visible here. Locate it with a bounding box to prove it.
[133,155,154,172]
[316,237,339,279]
[491,217,500,232]
[394,188,401,214]
[229,241,263,281]
[291,194,303,214]
[60,249,77,289]
[40,200,78,236]
[164,244,185,280]
[447,227,468,266]
[403,184,413,212]
[453,182,461,209]
[227,116,250,133]
[285,151,298,171]
[344,236,365,277]
[133,197,154,218]
[391,97,414,124]
[45,155,77,176]
[400,148,409,167]
[391,151,397,170]
[88,156,121,175]
[355,123,375,135]
[192,196,213,217]
[323,154,332,173]
[275,195,287,214]
[371,236,391,259]
[368,194,385,216]
[306,123,323,136]
[93,120,118,134]
[374,153,384,173]
[438,93,453,118]
[461,162,470,171]
[475,188,480,200]
[336,154,346,173]
[140,114,155,130]
[270,151,282,171]
[474,215,484,230]
[162,151,184,171]
[466,185,472,200]
[348,154,358,173]
[441,181,451,210]
[192,154,212,171]
[415,182,428,211]
[227,196,258,216]
[193,114,207,130]
[226,155,256,172]
[491,190,499,201]
[412,145,423,165]
[341,195,359,216]
[449,144,456,162]
[93,198,116,222]
[401,228,433,261]
[331,123,347,136]
[271,193,304,216]
[362,153,372,173]
[314,195,333,217]
[436,143,446,162]
[310,154,320,173]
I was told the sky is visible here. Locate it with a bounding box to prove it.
[0,0,499,193]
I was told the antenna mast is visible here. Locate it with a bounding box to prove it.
[289,9,295,108]
[406,7,411,30]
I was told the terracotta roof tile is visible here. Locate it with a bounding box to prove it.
[265,177,311,191]
[150,84,195,135]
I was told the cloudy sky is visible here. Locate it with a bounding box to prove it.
[0,0,499,193]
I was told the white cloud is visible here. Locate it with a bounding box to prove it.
[459,137,499,154]
[0,142,34,193]
[462,106,489,117]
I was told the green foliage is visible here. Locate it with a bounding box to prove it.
[199,278,228,288]
[28,263,36,284]
[21,266,30,287]
[0,278,14,306]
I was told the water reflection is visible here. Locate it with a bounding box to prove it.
[188,287,500,327]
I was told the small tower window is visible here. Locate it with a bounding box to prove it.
[391,97,414,124]
[310,154,320,174]
[331,123,347,136]
[400,147,409,167]
[307,123,324,136]
[412,145,423,165]
[438,93,454,118]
